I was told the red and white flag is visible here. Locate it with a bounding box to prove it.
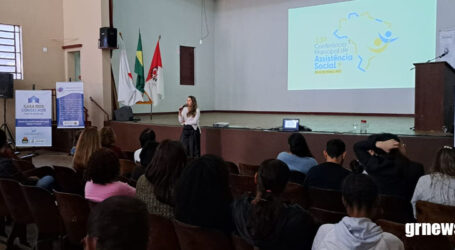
[118,38,143,106]
[145,40,164,106]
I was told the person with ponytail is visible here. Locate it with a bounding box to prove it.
[232,159,317,250]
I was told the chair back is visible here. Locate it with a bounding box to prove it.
[416,200,455,246]
[229,174,256,199]
[119,159,136,177]
[231,234,255,250]
[288,171,306,185]
[0,178,33,224]
[12,159,35,172]
[282,182,307,208]
[148,214,180,250]
[122,150,135,161]
[225,161,239,175]
[309,207,346,224]
[54,190,90,245]
[378,195,414,223]
[238,163,259,176]
[308,187,345,212]
[53,165,84,194]
[21,184,64,235]
[173,220,234,250]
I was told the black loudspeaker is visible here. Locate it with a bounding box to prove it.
[0,73,13,98]
[99,27,117,49]
[114,106,134,121]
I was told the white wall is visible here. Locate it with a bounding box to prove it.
[213,0,455,114]
[112,0,215,113]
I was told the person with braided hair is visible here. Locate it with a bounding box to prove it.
[232,159,317,250]
[312,174,404,250]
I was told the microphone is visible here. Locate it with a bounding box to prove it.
[439,48,449,58]
[411,49,451,70]
[179,104,187,111]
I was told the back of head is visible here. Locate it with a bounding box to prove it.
[288,133,313,158]
[99,127,116,147]
[73,127,101,171]
[139,128,156,148]
[85,148,120,184]
[86,196,149,250]
[326,139,346,158]
[145,140,186,205]
[342,174,378,215]
[248,159,290,240]
[174,154,232,230]
[432,146,455,177]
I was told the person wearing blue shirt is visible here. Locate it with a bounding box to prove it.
[277,133,317,174]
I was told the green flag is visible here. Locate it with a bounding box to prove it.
[134,32,145,93]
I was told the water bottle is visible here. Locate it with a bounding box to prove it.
[360,120,368,134]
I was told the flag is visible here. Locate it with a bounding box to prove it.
[145,39,164,106]
[134,31,145,93]
[117,38,143,106]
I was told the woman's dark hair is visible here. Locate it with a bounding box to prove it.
[187,96,198,117]
[342,174,378,213]
[85,148,120,185]
[99,127,117,147]
[431,146,455,177]
[349,160,364,174]
[248,159,290,240]
[174,154,232,232]
[288,133,313,157]
[87,196,149,250]
[144,140,186,205]
[140,140,159,168]
[139,128,156,148]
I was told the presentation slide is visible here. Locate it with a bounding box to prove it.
[288,0,437,90]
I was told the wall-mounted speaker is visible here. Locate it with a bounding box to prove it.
[99,27,117,49]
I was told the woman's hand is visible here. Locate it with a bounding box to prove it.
[375,139,399,153]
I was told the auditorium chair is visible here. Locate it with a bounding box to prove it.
[376,218,452,250]
[309,207,346,224]
[53,165,84,195]
[288,170,306,185]
[416,200,455,245]
[307,187,345,212]
[229,174,256,198]
[119,159,136,177]
[148,214,180,250]
[0,178,34,249]
[238,163,259,176]
[21,184,65,250]
[378,194,414,223]
[54,190,90,249]
[282,182,307,208]
[173,220,234,250]
[0,188,9,240]
[225,161,240,175]
[231,234,255,250]
[12,159,35,172]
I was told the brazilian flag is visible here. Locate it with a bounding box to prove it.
[134,32,145,93]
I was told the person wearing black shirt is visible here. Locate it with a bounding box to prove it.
[304,139,351,190]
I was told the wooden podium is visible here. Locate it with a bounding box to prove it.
[414,62,455,132]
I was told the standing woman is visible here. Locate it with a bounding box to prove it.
[178,96,200,157]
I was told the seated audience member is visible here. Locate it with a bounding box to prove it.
[174,155,233,233]
[73,127,101,175]
[134,128,157,164]
[354,133,424,200]
[304,139,350,190]
[84,196,149,250]
[0,130,55,191]
[312,174,404,250]
[99,126,124,159]
[277,133,318,174]
[84,149,135,202]
[232,159,317,250]
[411,146,455,216]
[136,140,186,218]
[130,134,160,181]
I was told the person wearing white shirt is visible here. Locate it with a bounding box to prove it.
[178,96,200,157]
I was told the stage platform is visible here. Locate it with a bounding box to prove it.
[108,112,453,172]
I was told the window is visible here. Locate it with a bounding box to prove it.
[0,23,23,80]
